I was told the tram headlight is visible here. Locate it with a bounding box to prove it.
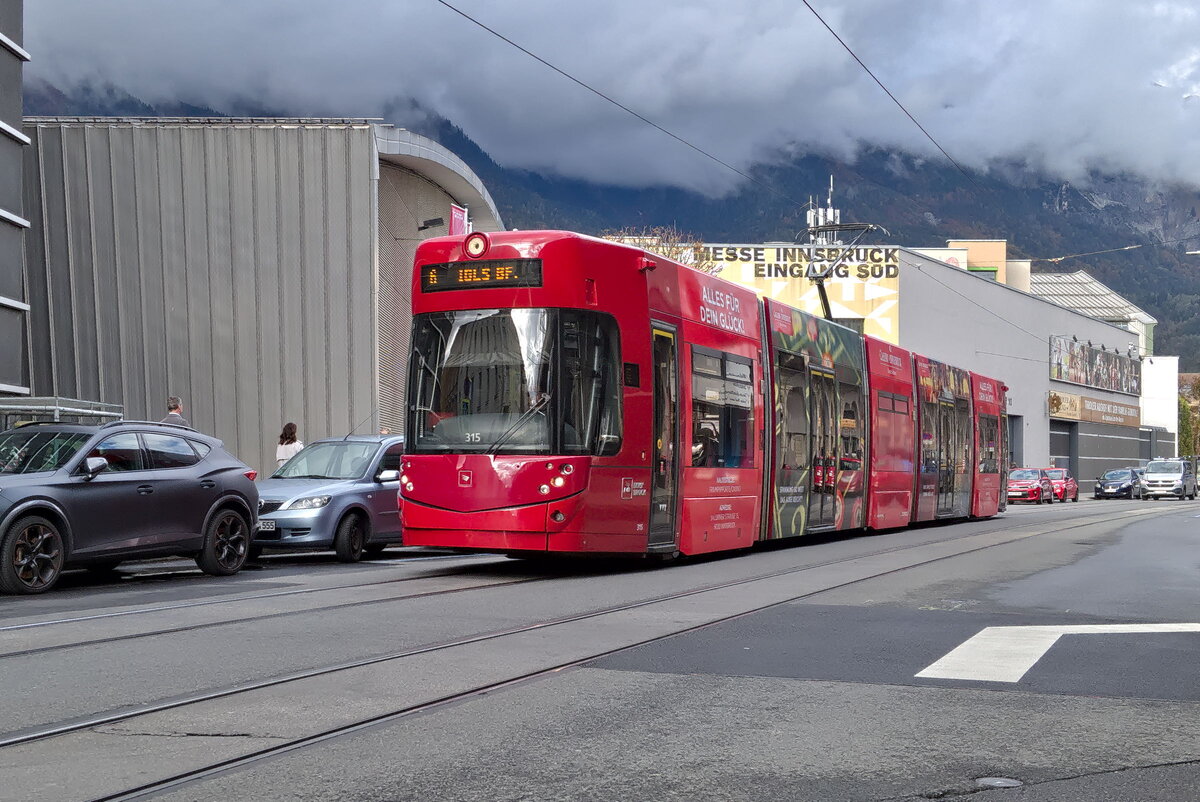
[286,495,331,510]
[405,482,414,492]
[551,476,565,488]
[400,474,409,484]
[464,232,489,258]
[538,484,550,495]
[560,464,574,475]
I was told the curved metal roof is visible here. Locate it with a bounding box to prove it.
[1030,270,1156,325]
[373,124,503,232]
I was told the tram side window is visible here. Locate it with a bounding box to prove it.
[954,398,971,475]
[920,401,938,474]
[875,391,912,472]
[978,414,999,473]
[839,381,864,471]
[560,311,622,456]
[691,347,755,469]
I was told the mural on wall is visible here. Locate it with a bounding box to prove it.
[1049,335,1141,396]
[702,244,901,342]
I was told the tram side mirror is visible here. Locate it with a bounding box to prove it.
[597,434,621,457]
[376,470,400,484]
[82,457,108,479]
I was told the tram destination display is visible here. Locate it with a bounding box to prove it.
[421,259,543,292]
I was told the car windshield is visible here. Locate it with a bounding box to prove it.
[407,308,621,455]
[1145,460,1183,474]
[1045,469,1065,480]
[1009,469,1041,481]
[0,429,92,474]
[273,441,379,480]
[1102,469,1131,481]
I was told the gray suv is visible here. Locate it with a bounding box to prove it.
[255,435,405,561]
[0,421,258,594]
[1140,458,1197,500]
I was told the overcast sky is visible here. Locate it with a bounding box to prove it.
[25,1,1200,194]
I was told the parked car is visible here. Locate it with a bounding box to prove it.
[1042,468,1079,502]
[1093,467,1142,499]
[0,421,258,595]
[255,435,405,561]
[1007,468,1054,504]
[1140,458,1197,500]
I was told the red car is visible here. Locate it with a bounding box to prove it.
[1041,467,1079,502]
[1007,468,1054,504]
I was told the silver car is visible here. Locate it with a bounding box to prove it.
[254,435,404,561]
[1140,458,1197,500]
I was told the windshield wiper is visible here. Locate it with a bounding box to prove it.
[488,393,551,455]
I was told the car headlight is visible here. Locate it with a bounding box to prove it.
[286,495,332,510]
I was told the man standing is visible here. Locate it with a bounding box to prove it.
[162,396,190,427]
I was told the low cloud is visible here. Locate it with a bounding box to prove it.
[26,0,1200,194]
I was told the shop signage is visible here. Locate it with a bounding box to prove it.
[1080,396,1140,427]
[706,242,901,342]
[1048,391,1081,420]
[1050,390,1139,426]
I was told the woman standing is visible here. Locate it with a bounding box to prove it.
[276,422,304,467]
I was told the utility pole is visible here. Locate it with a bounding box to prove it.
[794,176,888,320]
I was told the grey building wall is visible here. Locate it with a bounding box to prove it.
[23,119,378,474]
[898,250,1144,483]
[0,1,29,396]
[376,162,460,435]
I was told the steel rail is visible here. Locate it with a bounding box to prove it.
[0,505,1158,756]
[88,507,1164,801]
[0,553,493,632]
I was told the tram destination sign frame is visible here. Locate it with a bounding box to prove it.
[421,259,543,293]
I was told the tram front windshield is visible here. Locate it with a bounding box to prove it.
[407,309,621,455]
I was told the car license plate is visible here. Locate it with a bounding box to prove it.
[258,520,276,531]
[1007,491,1020,497]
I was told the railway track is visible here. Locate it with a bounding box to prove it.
[0,504,1169,802]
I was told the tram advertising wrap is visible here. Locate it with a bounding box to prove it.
[400,230,1008,558]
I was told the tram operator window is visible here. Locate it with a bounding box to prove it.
[691,347,755,468]
[407,309,621,456]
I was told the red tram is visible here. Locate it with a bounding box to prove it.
[399,231,1007,556]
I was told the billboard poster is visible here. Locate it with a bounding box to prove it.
[1049,335,1141,396]
[701,244,901,342]
[449,204,468,236]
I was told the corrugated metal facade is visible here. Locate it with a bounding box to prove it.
[0,2,29,396]
[376,162,460,435]
[23,120,378,474]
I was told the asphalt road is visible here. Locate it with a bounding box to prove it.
[1,498,1197,801]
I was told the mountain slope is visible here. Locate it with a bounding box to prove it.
[24,80,1200,367]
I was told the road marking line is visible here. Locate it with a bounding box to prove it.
[916,624,1200,683]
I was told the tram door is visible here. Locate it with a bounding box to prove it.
[648,327,679,547]
[775,352,809,538]
[937,400,956,514]
[808,370,838,529]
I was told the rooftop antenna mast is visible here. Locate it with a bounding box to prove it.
[793,175,889,320]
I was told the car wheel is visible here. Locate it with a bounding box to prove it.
[196,509,250,576]
[1072,492,1078,502]
[334,514,367,562]
[0,515,65,595]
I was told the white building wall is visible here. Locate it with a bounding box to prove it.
[896,249,1143,470]
[1141,355,1180,443]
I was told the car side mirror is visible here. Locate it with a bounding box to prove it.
[376,469,400,484]
[82,457,107,479]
